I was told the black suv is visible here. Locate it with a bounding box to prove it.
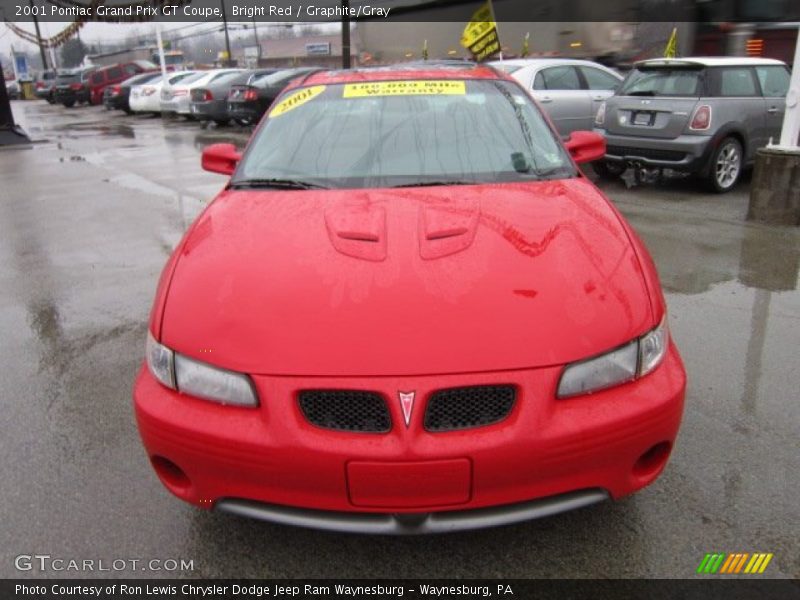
[54,67,96,107]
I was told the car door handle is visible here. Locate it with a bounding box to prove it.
[592,95,606,101]
[767,107,780,114]
[539,96,553,103]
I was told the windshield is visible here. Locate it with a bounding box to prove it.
[619,68,702,97]
[235,78,574,189]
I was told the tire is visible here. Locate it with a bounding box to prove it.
[705,137,743,193]
[46,95,56,105]
[213,119,230,127]
[62,99,75,108]
[234,117,253,126]
[593,159,626,180]
[123,108,133,115]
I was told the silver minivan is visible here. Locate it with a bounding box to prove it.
[593,57,790,192]
[491,58,623,136]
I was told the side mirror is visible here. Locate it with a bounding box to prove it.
[564,131,606,165]
[201,143,241,176]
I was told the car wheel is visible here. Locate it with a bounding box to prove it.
[214,119,231,127]
[592,160,626,180]
[706,137,742,193]
[123,108,133,115]
[234,118,253,126]
[46,95,56,104]
[62,99,75,108]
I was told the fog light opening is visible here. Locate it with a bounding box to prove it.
[151,455,191,491]
[633,442,671,480]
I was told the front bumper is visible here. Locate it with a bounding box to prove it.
[596,129,713,171]
[134,343,685,532]
[217,489,610,534]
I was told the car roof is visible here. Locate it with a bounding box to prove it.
[297,63,506,88]
[489,58,611,68]
[634,57,786,68]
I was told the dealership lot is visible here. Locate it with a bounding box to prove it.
[0,101,798,578]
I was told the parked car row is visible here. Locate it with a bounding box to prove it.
[37,55,791,193]
[112,66,317,126]
[48,61,159,108]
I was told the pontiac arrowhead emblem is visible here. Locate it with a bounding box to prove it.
[399,391,415,427]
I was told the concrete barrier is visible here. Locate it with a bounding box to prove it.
[747,147,800,227]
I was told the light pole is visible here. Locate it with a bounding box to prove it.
[341,0,351,69]
[30,0,49,71]
[220,0,233,66]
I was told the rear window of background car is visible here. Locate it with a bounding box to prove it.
[533,66,581,91]
[755,66,790,97]
[620,68,701,96]
[90,72,105,85]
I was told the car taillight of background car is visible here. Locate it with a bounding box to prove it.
[192,89,213,102]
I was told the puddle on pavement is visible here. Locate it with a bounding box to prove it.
[51,121,136,139]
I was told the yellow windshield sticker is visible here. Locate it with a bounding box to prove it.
[269,85,326,118]
[343,80,467,98]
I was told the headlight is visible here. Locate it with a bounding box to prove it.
[557,318,669,398]
[639,318,668,376]
[145,332,258,407]
[174,354,258,407]
[594,101,606,127]
[146,331,175,389]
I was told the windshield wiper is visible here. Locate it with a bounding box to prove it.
[531,166,571,179]
[392,180,474,188]
[230,178,329,190]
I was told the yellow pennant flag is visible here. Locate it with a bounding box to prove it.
[460,1,501,62]
[664,27,678,58]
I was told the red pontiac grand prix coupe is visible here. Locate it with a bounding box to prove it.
[133,63,686,533]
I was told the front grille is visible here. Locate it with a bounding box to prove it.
[424,385,516,432]
[606,145,686,162]
[299,390,391,433]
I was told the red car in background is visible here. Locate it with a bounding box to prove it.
[134,63,686,534]
[85,61,157,105]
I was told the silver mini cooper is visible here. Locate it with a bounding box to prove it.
[593,57,790,192]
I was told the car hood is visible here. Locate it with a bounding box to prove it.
[161,179,653,376]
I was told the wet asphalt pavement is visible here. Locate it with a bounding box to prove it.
[1,101,798,580]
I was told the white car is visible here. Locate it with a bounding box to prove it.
[490,58,622,136]
[160,69,242,117]
[130,71,197,114]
